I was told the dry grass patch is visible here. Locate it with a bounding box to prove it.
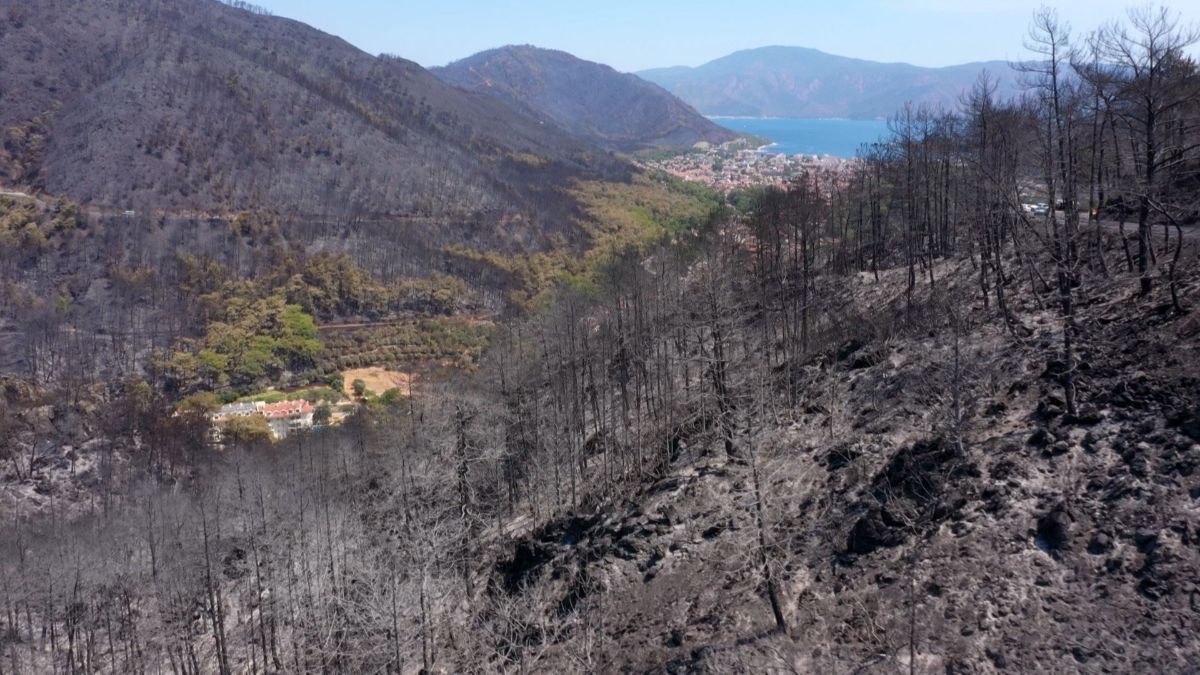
[343,367,415,398]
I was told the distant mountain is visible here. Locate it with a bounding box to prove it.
[0,0,624,234]
[435,46,737,152]
[638,46,1018,119]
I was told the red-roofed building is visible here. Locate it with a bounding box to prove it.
[259,400,315,439]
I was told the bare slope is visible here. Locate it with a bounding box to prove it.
[485,253,1200,671]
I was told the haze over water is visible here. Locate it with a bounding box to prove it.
[712,117,891,158]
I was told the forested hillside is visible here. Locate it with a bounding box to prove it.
[0,0,624,221]
[1,4,1199,674]
[436,46,738,152]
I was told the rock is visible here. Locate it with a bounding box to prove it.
[1137,578,1163,600]
[1043,440,1070,457]
[1036,506,1072,553]
[700,523,725,540]
[1028,428,1054,449]
[1177,412,1200,442]
[1123,450,1150,478]
[1088,533,1112,555]
[1036,398,1064,421]
[1134,530,1159,553]
[847,510,906,554]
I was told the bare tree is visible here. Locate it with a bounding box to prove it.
[1086,6,1200,295]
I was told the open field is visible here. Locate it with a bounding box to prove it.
[342,367,415,397]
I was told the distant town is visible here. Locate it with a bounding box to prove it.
[639,140,854,191]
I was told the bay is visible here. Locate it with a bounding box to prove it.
[711,117,891,159]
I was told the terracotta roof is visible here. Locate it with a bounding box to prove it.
[259,400,314,419]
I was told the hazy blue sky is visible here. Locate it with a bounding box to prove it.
[250,1,1199,72]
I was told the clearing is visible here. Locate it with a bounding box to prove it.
[342,367,415,397]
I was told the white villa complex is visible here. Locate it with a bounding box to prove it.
[210,399,316,441]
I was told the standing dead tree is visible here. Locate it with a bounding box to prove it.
[1084,6,1200,295]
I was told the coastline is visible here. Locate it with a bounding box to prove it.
[710,117,889,159]
[707,115,885,122]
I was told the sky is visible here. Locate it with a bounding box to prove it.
[249,1,1200,72]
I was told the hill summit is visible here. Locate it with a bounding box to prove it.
[436,45,737,152]
[639,46,1018,119]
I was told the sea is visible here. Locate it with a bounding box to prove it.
[710,117,891,159]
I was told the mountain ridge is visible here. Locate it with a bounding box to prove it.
[645,44,1007,71]
[638,45,1019,119]
[0,0,627,241]
[434,45,738,152]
